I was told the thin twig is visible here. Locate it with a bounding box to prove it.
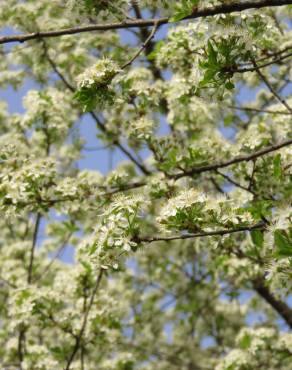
[139,222,265,243]
[43,44,150,175]
[27,213,41,284]
[17,329,25,370]
[215,170,257,197]
[3,139,292,210]
[7,180,147,208]
[242,78,291,128]
[248,159,257,191]
[34,233,73,283]
[64,269,104,370]
[0,275,16,288]
[121,22,159,69]
[42,42,75,92]
[252,60,292,114]
[131,0,163,80]
[209,177,225,194]
[228,105,291,115]
[239,46,292,66]
[235,51,292,72]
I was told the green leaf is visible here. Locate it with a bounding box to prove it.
[274,229,292,258]
[199,69,217,87]
[239,333,252,349]
[223,114,234,126]
[63,220,79,233]
[225,81,235,90]
[251,230,264,248]
[207,40,217,65]
[170,0,199,22]
[273,153,282,178]
[147,40,164,61]
[170,9,192,22]
[16,289,31,306]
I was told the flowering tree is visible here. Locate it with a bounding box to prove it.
[0,0,292,369]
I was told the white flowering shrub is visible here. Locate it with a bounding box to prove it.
[0,1,292,369]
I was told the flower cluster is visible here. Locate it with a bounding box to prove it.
[158,189,255,232]
[75,58,121,110]
[78,195,148,269]
[216,327,292,370]
[67,0,130,21]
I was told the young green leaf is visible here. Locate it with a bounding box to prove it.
[273,153,282,179]
[274,230,292,258]
[251,230,264,248]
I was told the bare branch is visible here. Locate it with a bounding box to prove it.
[17,329,25,370]
[42,42,75,92]
[241,78,291,128]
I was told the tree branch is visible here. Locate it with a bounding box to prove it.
[235,51,292,73]
[121,22,159,69]
[228,105,291,115]
[131,1,163,80]
[139,222,265,244]
[17,329,25,370]
[5,138,292,210]
[241,78,291,128]
[64,269,104,370]
[27,213,41,284]
[172,138,292,180]
[253,277,292,329]
[1,0,291,45]
[42,44,150,175]
[215,170,258,197]
[0,275,16,288]
[34,232,73,283]
[17,212,41,368]
[253,60,292,114]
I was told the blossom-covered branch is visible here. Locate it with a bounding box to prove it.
[0,0,291,45]
[43,43,150,174]
[173,139,292,179]
[138,222,265,243]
